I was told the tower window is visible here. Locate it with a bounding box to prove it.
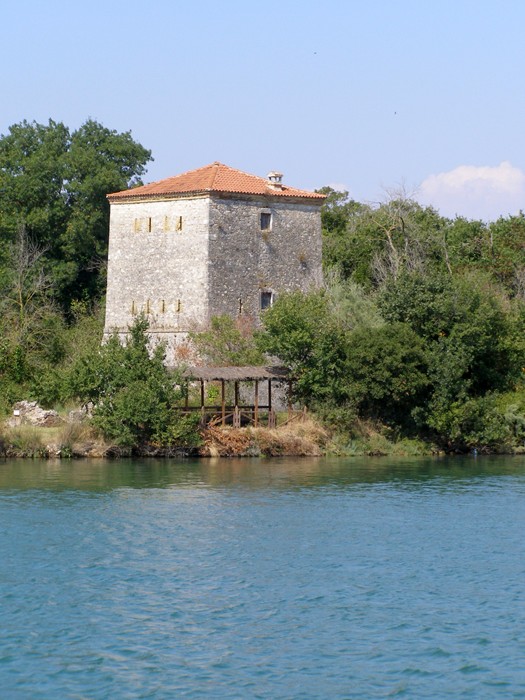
[260,212,271,231]
[260,291,273,310]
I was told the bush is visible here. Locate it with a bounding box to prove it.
[190,315,264,366]
[68,317,200,448]
[427,394,512,452]
[343,322,430,427]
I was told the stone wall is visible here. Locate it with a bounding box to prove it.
[104,195,211,343]
[208,194,323,321]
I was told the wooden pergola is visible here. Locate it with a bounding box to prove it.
[182,366,297,427]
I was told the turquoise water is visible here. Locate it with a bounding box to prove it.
[1,456,525,699]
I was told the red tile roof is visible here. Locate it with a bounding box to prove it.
[107,162,326,201]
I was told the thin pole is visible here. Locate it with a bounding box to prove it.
[254,379,259,427]
[221,379,226,426]
[200,380,205,408]
[234,381,239,408]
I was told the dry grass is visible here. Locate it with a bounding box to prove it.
[1,419,112,458]
[1,425,46,456]
[200,417,329,457]
[53,421,109,457]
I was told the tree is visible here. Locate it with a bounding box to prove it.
[343,322,430,426]
[319,189,449,288]
[69,317,199,448]
[258,289,429,429]
[0,226,64,389]
[258,289,348,405]
[189,315,265,366]
[0,119,152,308]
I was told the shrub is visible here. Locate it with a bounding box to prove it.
[68,317,200,448]
[427,394,512,452]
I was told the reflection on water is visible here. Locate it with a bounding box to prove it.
[1,454,525,492]
[1,455,525,699]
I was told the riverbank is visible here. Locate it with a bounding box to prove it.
[3,407,524,458]
[0,417,331,459]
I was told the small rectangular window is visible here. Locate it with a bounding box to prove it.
[260,291,273,310]
[163,216,170,232]
[176,216,183,232]
[260,212,271,231]
[148,217,152,233]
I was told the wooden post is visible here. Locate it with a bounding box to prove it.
[234,381,239,409]
[184,381,189,408]
[221,379,226,426]
[267,378,272,427]
[200,380,205,408]
[254,379,259,427]
[288,379,293,418]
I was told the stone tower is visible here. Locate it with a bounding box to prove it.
[104,162,325,362]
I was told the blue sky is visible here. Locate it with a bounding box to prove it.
[2,0,525,220]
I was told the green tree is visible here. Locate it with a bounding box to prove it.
[379,270,518,399]
[343,322,430,426]
[0,119,152,308]
[259,290,429,429]
[258,289,349,404]
[189,315,265,366]
[69,317,199,448]
[485,214,525,295]
[320,191,449,287]
[0,227,65,398]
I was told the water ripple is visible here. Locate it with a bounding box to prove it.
[1,456,525,698]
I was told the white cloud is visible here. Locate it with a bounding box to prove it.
[417,161,525,220]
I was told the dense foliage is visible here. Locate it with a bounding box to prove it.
[257,189,525,451]
[0,118,151,308]
[189,315,264,366]
[1,119,524,453]
[69,317,199,448]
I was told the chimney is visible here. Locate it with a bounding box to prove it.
[267,171,284,189]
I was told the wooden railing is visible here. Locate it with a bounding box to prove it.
[179,405,307,429]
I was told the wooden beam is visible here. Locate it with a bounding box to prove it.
[254,379,259,427]
[234,381,239,408]
[200,380,205,408]
[268,378,272,412]
[221,379,226,426]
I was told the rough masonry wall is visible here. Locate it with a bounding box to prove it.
[103,196,211,347]
[208,195,323,321]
